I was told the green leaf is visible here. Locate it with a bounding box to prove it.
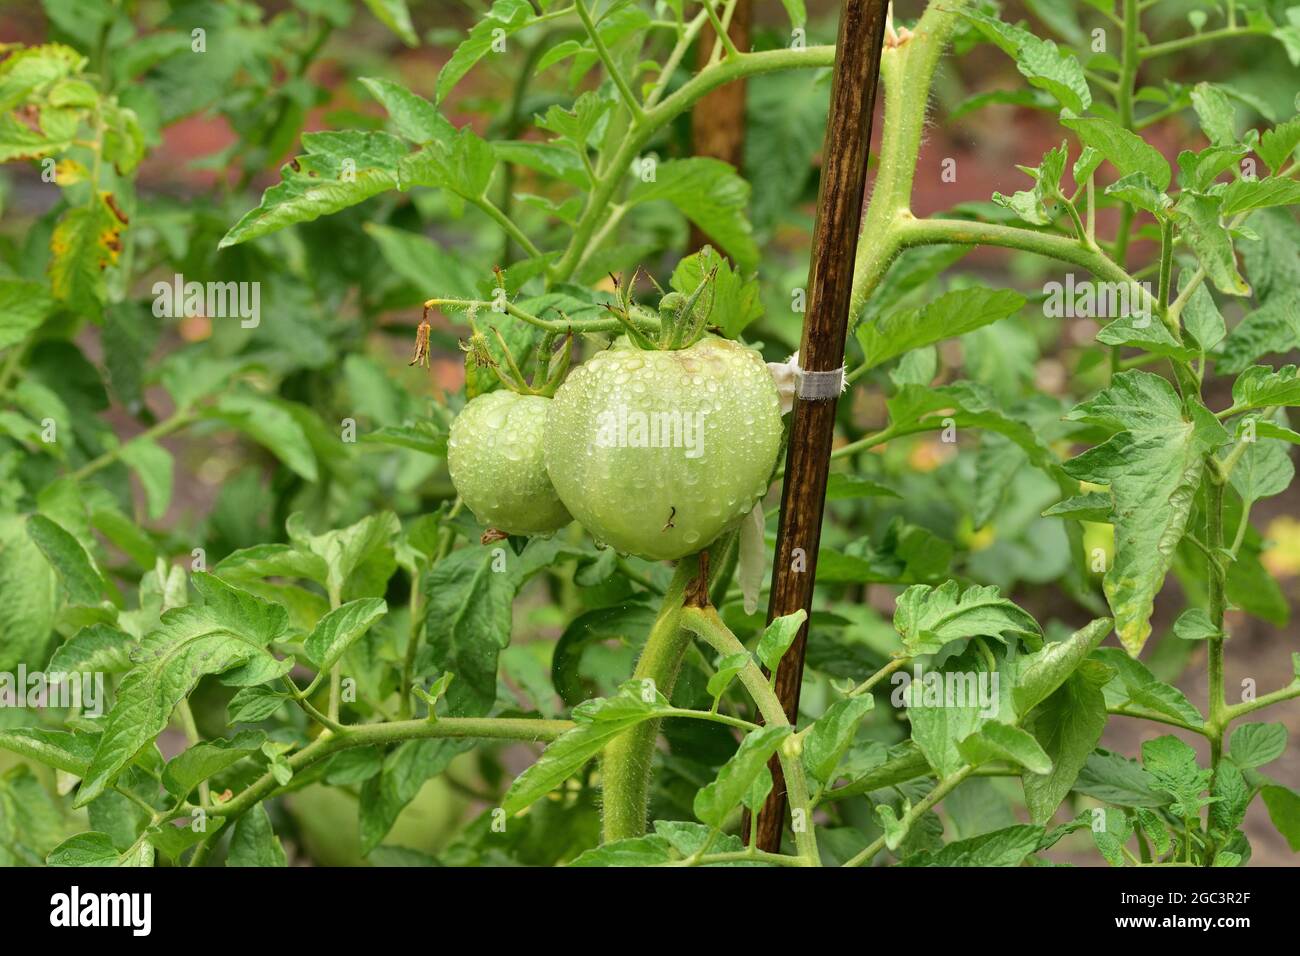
[901,824,1043,867]
[226,803,287,866]
[1060,112,1170,190]
[1217,291,1300,374]
[1190,82,1237,146]
[397,126,495,199]
[161,730,267,798]
[422,538,577,716]
[49,195,124,315]
[628,158,758,272]
[1179,268,1226,353]
[857,287,1026,370]
[745,71,828,231]
[1012,618,1113,717]
[435,0,535,103]
[569,835,676,866]
[364,223,480,299]
[1228,437,1293,505]
[48,831,153,867]
[358,737,471,853]
[694,725,791,828]
[118,436,173,520]
[1064,372,1225,654]
[1091,806,1133,866]
[1022,663,1108,823]
[1258,116,1300,174]
[1103,171,1170,217]
[0,727,95,776]
[1177,143,1248,192]
[1228,722,1287,769]
[211,392,319,481]
[1170,191,1250,296]
[802,695,874,786]
[1074,749,1169,807]
[503,684,674,814]
[893,579,1039,656]
[905,644,1011,778]
[825,474,901,501]
[755,610,806,672]
[1041,492,1112,522]
[227,685,290,724]
[359,77,453,144]
[960,9,1090,112]
[220,131,407,247]
[75,574,288,806]
[1142,735,1212,820]
[1219,177,1300,216]
[957,721,1052,774]
[0,278,54,349]
[1172,607,1219,641]
[1092,647,1204,726]
[49,623,134,674]
[26,514,107,605]
[1261,785,1300,850]
[287,511,400,600]
[1232,364,1300,410]
[1210,760,1251,835]
[304,597,387,672]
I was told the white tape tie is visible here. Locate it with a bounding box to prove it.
[795,364,846,401]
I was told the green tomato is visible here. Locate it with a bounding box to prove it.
[545,335,782,561]
[448,390,572,535]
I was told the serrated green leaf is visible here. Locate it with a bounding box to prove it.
[628,158,758,271]
[220,131,406,248]
[858,287,1026,370]
[26,514,107,605]
[75,574,288,806]
[893,579,1039,656]
[958,721,1052,774]
[304,597,387,672]
[802,694,874,786]
[162,730,266,798]
[694,725,791,828]
[1229,722,1288,769]
[755,610,806,672]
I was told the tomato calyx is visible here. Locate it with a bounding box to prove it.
[602,265,719,351]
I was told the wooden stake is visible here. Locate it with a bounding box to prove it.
[750,0,890,854]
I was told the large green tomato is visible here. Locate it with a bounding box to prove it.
[448,391,571,535]
[544,335,782,561]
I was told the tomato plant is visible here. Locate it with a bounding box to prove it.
[1,0,1300,872]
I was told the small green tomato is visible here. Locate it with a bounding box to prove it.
[447,390,571,535]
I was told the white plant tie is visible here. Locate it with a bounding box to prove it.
[795,364,847,401]
[767,351,847,413]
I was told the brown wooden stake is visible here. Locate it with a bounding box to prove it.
[749,0,890,854]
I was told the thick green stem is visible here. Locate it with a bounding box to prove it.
[600,556,697,842]
[1112,0,1140,268]
[849,1,970,323]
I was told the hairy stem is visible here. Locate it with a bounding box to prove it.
[600,556,697,842]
